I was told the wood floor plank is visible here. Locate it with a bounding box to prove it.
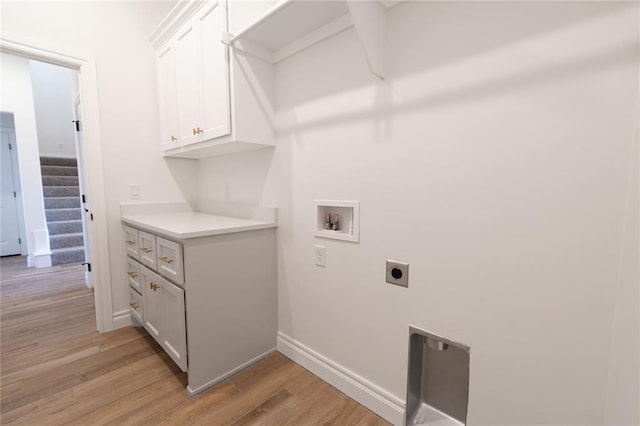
[151,381,240,426]
[1,256,391,425]
[230,388,298,426]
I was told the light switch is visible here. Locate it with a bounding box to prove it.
[130,184,141,200]
[315,245,326,267]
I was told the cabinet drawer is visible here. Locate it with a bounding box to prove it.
[126,257,142,292]
[156,237,184,285]
[124,226,139,259]
[138,231,157,270]
[129,286,143,325]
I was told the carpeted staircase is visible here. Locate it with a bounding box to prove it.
[40,157,85,266]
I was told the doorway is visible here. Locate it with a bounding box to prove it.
[29,59,89,274]
[1,55,93,289]
[0,35,113,332]
[0,117,24,257]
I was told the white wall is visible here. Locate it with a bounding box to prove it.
[604,111,639,423]
[199,2,639,424]
[1,1,196,321]
[0,53,51,266]
[29,60,77,158]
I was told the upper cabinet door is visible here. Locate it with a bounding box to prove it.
[157,43,179,150]
[175,22,201,146]
[198,0,231,141]
[174,0,230,148]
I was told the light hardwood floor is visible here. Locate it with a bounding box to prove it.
[0,256,390,425]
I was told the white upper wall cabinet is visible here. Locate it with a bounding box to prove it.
[150,0,275,159]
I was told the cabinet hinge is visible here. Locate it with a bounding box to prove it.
[82,262,91,272]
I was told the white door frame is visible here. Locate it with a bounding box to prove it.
[1,32,113,333]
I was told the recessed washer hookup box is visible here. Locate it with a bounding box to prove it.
[406,327,470,426]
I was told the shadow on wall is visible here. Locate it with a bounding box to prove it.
[193,147,276,213]
[165,157,199,209]
[274,1,638,134]
[389,1,634,79]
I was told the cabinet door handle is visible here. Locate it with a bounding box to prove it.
[196,127,204,134]
[171,135,177,142]
[129,302,139,309]
[159,256,174,264]
[125,240,135,245]
[192,128,197,136]
[149,282,158,291]
[140,247,152,254]
[128,272,138,278]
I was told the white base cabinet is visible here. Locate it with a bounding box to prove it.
[123,221,277,394]
[182,228,277,394]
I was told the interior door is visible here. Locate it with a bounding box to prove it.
[74,97,91,288]
[0,130,22,256]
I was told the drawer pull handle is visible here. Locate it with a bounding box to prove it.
[127,272,138,278]
[159,256,174,264]
[129,302,139,309]
[150,283,158,291]
[140,248,153,254]
[171,135,177,142]
[125,240,136,245]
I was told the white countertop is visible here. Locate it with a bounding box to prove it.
[121,211,277,240]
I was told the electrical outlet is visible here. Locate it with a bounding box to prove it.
[315,245,326,267]
[386,260,409,287]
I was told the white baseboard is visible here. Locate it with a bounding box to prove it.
[112,309,132,329]
[276,331,405,425]
[27,253,52,268]
[187,348,276,396]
